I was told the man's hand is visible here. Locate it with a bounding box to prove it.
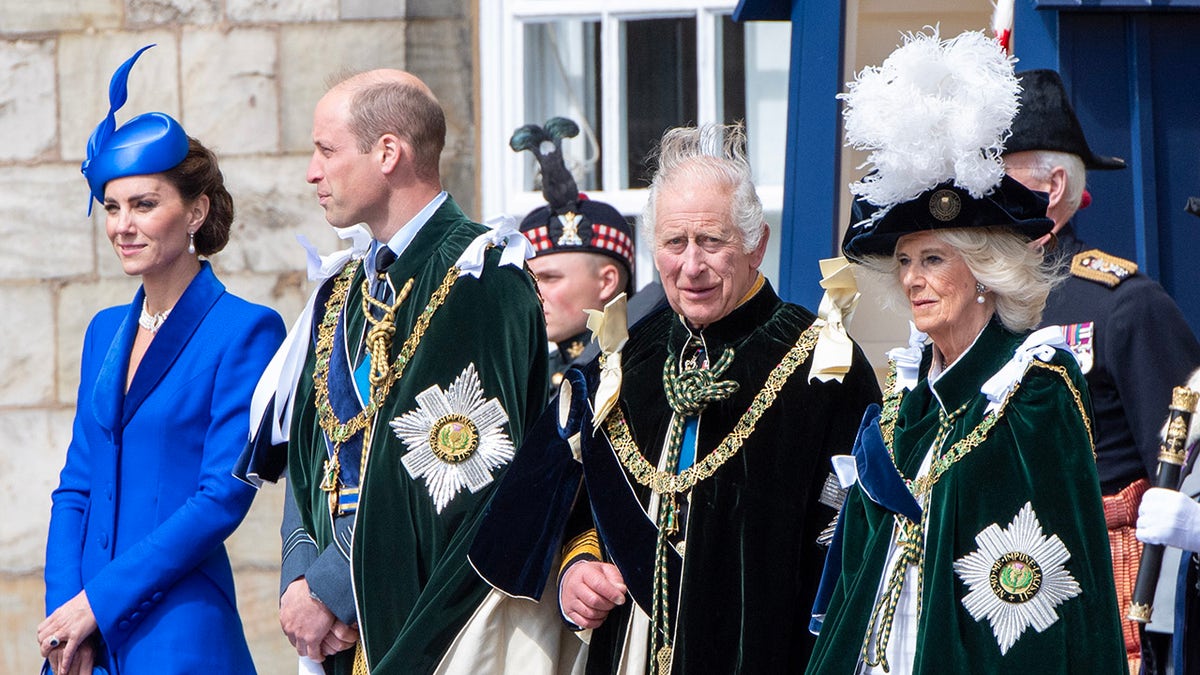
[560,561,627,629]
[281,578,336,661]
[1138,487,1200,552]
[321,619,359,656]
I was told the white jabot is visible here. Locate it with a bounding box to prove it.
[458,213,535,278]
[810,256,861,383]
[584,293,629,430]
[979,326,1070,414]
[246,193,456,469]
[886,322,929,394]
[245,225,373,485]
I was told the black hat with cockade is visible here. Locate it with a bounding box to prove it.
[513,118,634,287]
[842,175,1055,260]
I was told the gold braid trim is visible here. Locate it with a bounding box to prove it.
[560,529,603,578]
[605,323,821,495]
[312,261,461,449]
[862,354,1089,665]
[904,358,1092,497]
[878,360,905,449]
[1030,359,1095,455]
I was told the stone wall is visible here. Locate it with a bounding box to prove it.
[0,1,475,672]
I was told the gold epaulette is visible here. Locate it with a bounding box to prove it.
[1071,249,1137,288]
[559,528,602,577]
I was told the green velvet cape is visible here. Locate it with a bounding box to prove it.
[288,199,548,674]
[806,319,1128,674]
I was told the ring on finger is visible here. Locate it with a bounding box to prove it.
[47,635,61,649]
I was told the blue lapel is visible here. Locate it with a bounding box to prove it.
[100,262,226,429]
[92,301,138,436]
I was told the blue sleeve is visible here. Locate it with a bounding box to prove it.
[84,307,285,647]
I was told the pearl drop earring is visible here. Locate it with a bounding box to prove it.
[188,231,196,255]
[975,281,986,304]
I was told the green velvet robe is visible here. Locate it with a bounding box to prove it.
[523,283,881,674]
[806,320,1128,674]
[288,199,548,674]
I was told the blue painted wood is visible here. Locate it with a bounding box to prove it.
[1035,0,1200,9]
[1013,0,1060,69]
[735,0,845,310]
[1014,2,1200,333]
[1125,19,1161,275]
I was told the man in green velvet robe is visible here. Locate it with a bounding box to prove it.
[236,70,547,674]
[470,123,881,674]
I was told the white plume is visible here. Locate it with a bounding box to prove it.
[840,28,1020,209]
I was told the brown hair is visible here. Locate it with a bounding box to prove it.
[347,80,446,181]
[161,137,234,256]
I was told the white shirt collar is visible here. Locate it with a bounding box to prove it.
[368,191,448,271]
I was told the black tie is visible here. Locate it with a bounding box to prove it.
[375,246,397,274]
[371,247,397,314]
[359,247,397,367]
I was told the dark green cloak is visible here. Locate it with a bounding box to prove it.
[473,282,881,674]
[288,199,548,674]
[806,319,1128,674]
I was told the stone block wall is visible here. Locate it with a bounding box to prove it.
[0,1,475,672]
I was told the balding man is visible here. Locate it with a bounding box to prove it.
[237,70,548,674]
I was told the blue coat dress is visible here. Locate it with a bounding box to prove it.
[44,262,285,674]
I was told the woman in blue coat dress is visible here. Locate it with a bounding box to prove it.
[36,45,285,674]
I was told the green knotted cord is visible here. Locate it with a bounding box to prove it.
[650,343,740,673]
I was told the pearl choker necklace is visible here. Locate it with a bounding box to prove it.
[139,299,172,333]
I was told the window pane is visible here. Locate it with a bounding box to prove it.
[718,16,747,131]
[522,20,603,192]
[621,17,697,189]
[719,16,790,186]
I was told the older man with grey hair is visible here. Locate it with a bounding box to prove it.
[471,123,881,674]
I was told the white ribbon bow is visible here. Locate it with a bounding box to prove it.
[303,224,372,280]
[886,321,929,394]
[979,326,1070,414]
[584,293,629,429]
[810,257,862,383]
[245,226,372,480]
[457,214,535,278]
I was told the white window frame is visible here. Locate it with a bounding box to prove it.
[479,0,786,284]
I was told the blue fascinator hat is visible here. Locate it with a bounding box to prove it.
[81,44,189,214]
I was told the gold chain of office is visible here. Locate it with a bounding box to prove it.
[604,323,821,495]
[877,359,1092,498]
[312,260,461,446]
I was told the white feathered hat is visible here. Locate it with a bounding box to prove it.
[839,28,1054,260]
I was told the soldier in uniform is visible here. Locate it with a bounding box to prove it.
[1003,68,1200,673]
[513,118,665,397]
